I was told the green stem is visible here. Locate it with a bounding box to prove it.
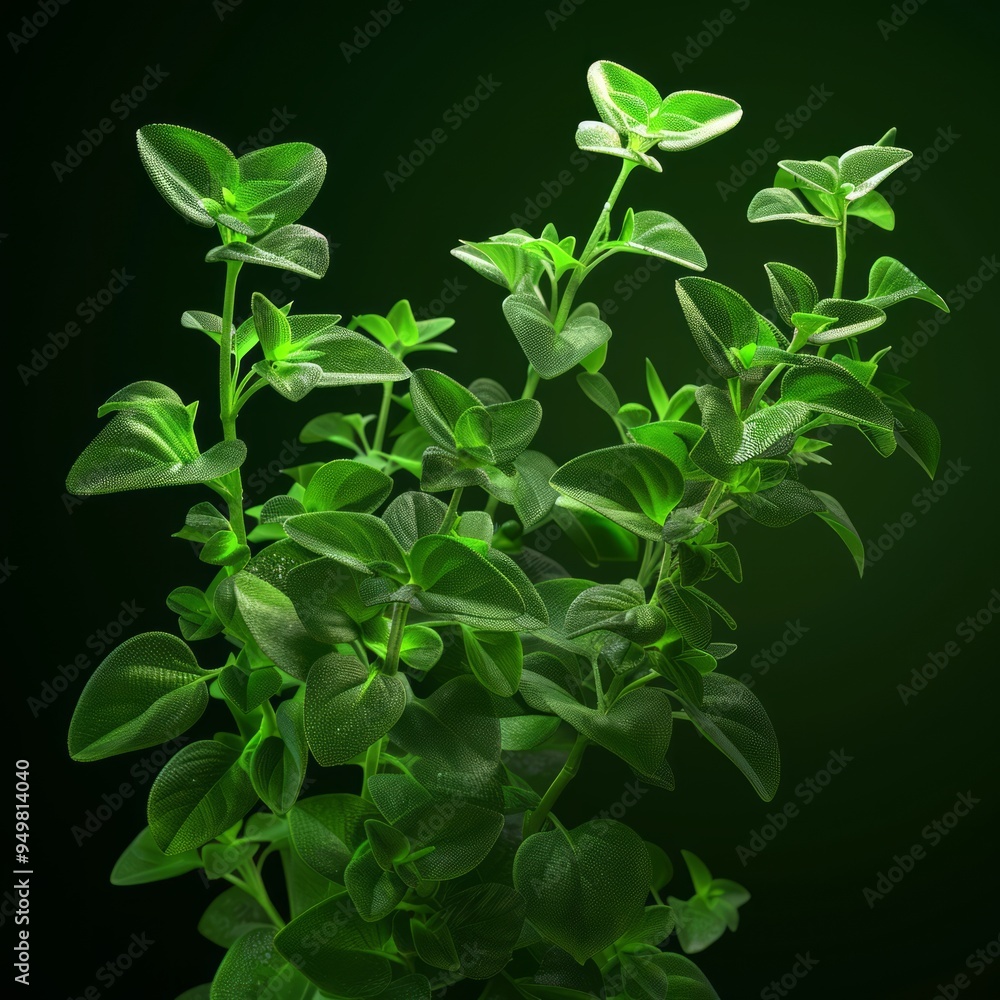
[484,494,500,519]
[372,382,394,454]
[218,260,248,551]
[554,160,636,330]
[743,364,786,417]
[440,487,464,533]
[234,858,285,929]
[524,735,589,837]
[521,367,540,401]
[833,214,847,299]
[380,602,409,676]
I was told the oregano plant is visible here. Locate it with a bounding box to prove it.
[65,60,947,999]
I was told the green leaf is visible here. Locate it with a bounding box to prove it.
[211,926,310,1000]
[235,142,327,233]
[514,819,651,963]
[301,459,393,514]
[575,119,662,172]
[218,662,282,714]
[648,89,743,150]
[551,445,684,540]
[645,359,670,420]
[777,158,839,193]
[804,298,886,343]
[383,491,448,550]
[232,571,329,680]
[409,369,483,450]
[198,887,271,948]
[781,364,894,429]
[520,672,672,774]
[305,653,406,767]
[813,490,865,577]
[891,403,941,477]
[206,224,330,279]
[299,411,370,452]
[838,144,912,199]
[502,291,612,380]
[344,843,407,921]
[148,740,258,854]
[577,371,621,417]
[400,535,547,630]
[674,278,758,379]
[136,124,238,227]
[288,793,378,883]
[110,826,203,885]
[250,699,308,814]
[444,883,527,978]
[68,632,211,761]
[66,382,246,495]
[747,188,839,226]
[452,234,541,291]
[251,292,292,361]
[672,673,780,800]
[847,190,895,230]
[864,256,949,312]
[732,479,825,527]
[764,262,819,327]
[605,210,707,271]
[284,511,408,579]
[462,627,523,696]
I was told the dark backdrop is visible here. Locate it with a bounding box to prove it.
[5,0,998,997]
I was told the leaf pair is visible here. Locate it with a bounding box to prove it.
[748,131,911,230]
[668,851,750,954]
[250,293,409,401]
[578,61,742,173]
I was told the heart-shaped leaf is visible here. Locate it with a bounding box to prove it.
[514,819,651,963]
[304,653,406,767]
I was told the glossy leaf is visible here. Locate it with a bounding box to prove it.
[69,632,211,762]
[211,926,309,1000]
[864,256,949,311]
[747,188,839,226]
[197,887,272,949]
[148,740,259,854]
[110,826,204,886]
[304,653,406,767]
[206,224,330,279]
[250,699,308,814]
[67,382,246,495]
[288,793,378,883]
[813,491,864,577]
[838,144,912,199]
[551,445,684,540]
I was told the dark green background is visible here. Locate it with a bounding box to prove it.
[6,0,998,996]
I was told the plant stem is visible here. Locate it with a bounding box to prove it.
[554,159,636,330]
[833,214,847,299]
[232,857,285,929]
[380,603,410,676]
[218,260,248,550]
[372,382,394,454]
[440,487,464,533]
[743,364,786,417]
[524,735,589,837]
[521,366,540,400]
